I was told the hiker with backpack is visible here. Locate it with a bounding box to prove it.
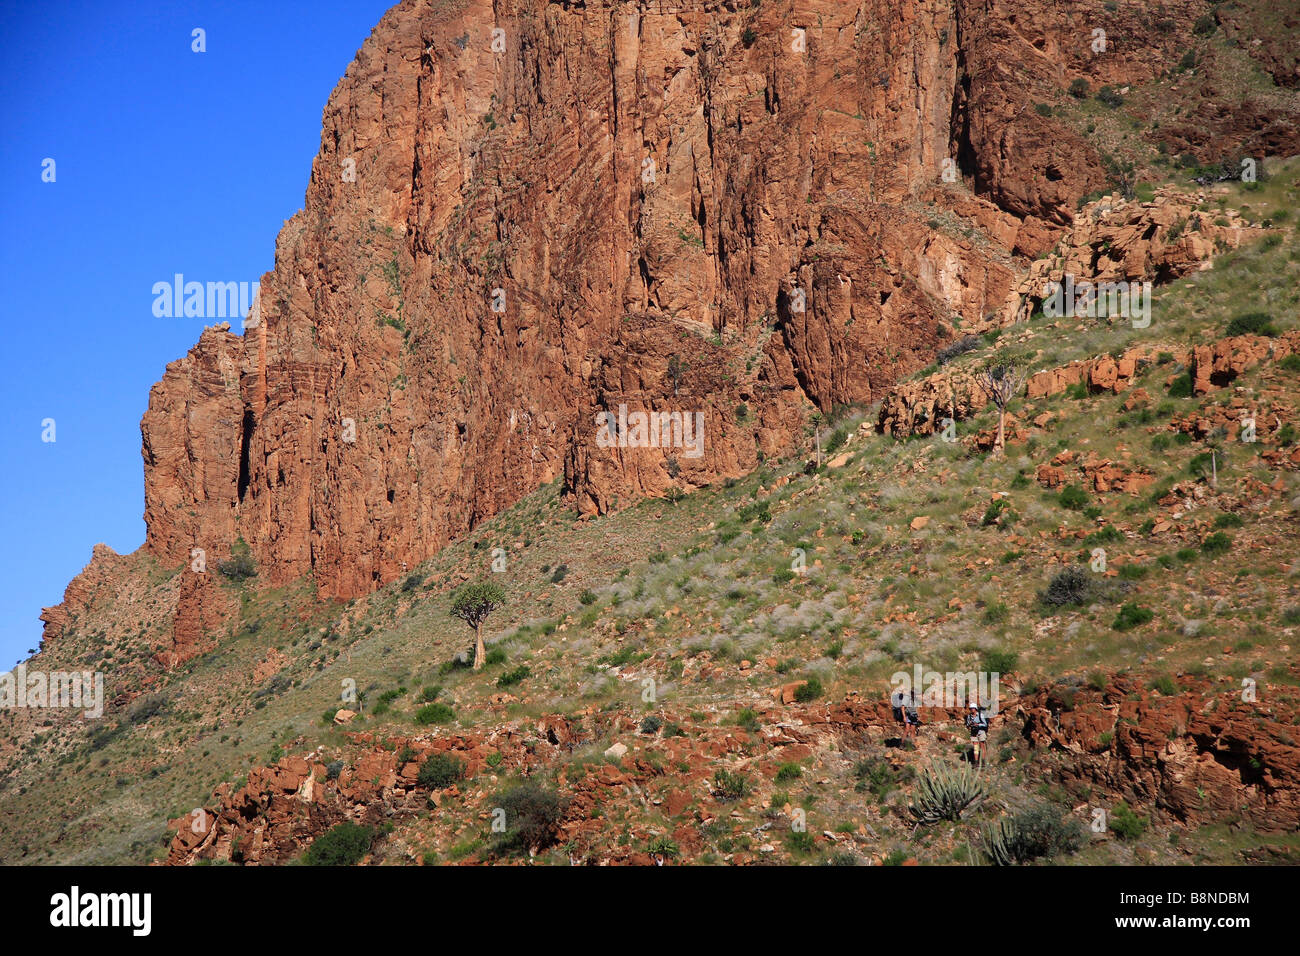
[891,688,908,739]
[904,689,920,742]
[966,702,990,766]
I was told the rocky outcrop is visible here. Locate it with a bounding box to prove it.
[994,188,1263,327]
[1019,674,1300,833]
[878,330,1300,441]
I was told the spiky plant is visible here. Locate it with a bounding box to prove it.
[909,761,987,824]
[981,816,1017,866]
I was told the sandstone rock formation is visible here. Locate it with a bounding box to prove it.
[44,0,1286,639]
[994,188,1263,327]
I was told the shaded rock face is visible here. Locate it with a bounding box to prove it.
[132,0,1213,603]
[1019,675,1300,833]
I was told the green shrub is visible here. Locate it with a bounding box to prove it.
[785,830,817,855]
[1150,675,1178,696]
[982,602,1010,625]
[1225,312,1276,337]
[496,665,531,687]
[1058,484,1089,511]
[1213,513,1243,529]
[414,702,455,725]
[793,676,824,702]
[1278,354,1300,374]
[982,804,1085,865]
[982,648,1019,674]
[492,783,566,856]
[1112,602,1153,631]
[1096,85,1124,108]
[417,752,466,789]
[1109,801,1148,841]
[302,822,373,866]
[579,589,597,605]
[216,538,258,582]
[713,768,750,800]
[419,685,442,702]
[1201,531,1232,555]
[775,762,802,783]
[550,564,569,583]
[1167,374,1194,398]
[1068,78,1089,98]
[484,646,507,666]
[639,715,663,735]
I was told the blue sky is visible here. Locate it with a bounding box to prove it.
[0,0,394,669]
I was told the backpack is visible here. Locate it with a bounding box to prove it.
[890,690,907,723]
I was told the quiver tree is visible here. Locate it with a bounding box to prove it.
[974,363,1026,457]
[449,580,506,670]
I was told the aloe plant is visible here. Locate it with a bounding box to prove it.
[909,761,987,824]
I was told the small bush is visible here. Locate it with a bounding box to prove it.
[937,335,981,365]
[793,676,824,703]
[1109,801,1148,841]
[1167,374,1194,398]
[713,768,750,801]
[775,762,803,783]
[639,715,663,735]
[302,822,373,866]
[1112,602,1153,631]
[982,648,1019,674]
[1068,78,1089,99]
[216,539,258,582]
[496,665,531,687]
[1150,675,1178,696]
[414,702,455,725]
[1201,531,1232,555]
[550,564,569,584]
[1039,566,1096,607]
[1225,312,1277,337]
[579,589,597,605]
[492,783,565,856]
[983,803,1085,865]
[1096,85,1124,108]
[1058,484,1089,511]
[418,752,466,789]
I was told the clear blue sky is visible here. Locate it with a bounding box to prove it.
[0,0,394,670]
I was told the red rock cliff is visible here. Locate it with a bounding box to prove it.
[133,0,1248,602]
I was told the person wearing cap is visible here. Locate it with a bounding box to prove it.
[966,701,989,766]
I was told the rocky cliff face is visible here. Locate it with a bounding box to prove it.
[127,0,1265,614]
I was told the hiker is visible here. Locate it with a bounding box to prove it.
[890,688,907,737]
[904,689,921,742]
[966,702,989,766]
